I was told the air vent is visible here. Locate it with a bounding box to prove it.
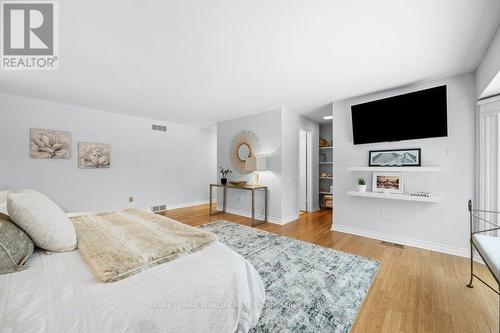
[151,204,167,213]
[381,241,404,249]
[152,124,167,132]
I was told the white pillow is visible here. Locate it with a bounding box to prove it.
[7,190,77,252]
[0,204,7,215]
[0,190,10,205]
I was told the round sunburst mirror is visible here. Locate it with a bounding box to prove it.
[230,130,262,173]
[237,143,251,162]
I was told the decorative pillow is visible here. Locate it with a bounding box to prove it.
[0,204,7,216]
[0,190,11,205]
[7,190,77,252]
[0,213,34,274]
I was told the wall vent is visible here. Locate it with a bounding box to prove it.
[381,241,405,249]
[151,204,167,213]
[152,124,167,132]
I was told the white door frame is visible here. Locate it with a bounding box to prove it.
[299,129,313,212]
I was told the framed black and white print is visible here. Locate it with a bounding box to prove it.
[369,148,421,167]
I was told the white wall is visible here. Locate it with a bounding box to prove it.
[217,109,283,222]
[332,73,476,257]
[477,25,500,98]
[216,108,319,224]
[281,109,320,221]
[0,93,217,212]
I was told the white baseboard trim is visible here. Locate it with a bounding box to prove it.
[220,207,295,225]
[281,214,300,225]
[333,224,484,263]
[166,200,214,210]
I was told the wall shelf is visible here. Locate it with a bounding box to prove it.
[319,191,333,195]
[319,177,333,180]
[346,166,440,172]
[347,191,442,203]
[320,162,333,164]
[319,147,333,150]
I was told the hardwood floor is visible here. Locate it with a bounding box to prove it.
[163,204,500,333]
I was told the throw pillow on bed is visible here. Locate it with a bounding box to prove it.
[0,213,34,274]
[7,190,77,252]
[0,189,10,215]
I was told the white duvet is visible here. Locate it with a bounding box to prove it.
[0,241,265,333]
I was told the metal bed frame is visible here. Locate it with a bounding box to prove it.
[466,200,500,295]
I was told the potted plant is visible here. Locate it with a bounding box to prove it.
[357,177,367,192]
[219,167,232,185]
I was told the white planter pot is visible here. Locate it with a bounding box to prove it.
[357,184,367,193]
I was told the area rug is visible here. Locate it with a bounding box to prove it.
[199,221,380,333]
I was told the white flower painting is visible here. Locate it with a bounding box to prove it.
[78,142,111,169]
[30,128,72,159]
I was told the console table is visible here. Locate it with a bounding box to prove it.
[209,184,268,227]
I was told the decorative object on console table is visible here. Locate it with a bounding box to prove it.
[357,178,367,193]
[369,148,421,167]
[218,167,232,185]
[372,173,403,194]
[229,181,247,186]
[30,128,72,159]
[245,156,267,185]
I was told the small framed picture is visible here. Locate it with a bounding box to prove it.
[369,148,421,167]
[372,173,403,193]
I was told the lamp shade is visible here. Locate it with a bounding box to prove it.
[245,156,267,171]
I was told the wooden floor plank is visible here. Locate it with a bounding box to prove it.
[162,204,500,333]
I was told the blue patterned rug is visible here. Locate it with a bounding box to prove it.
[199,221,380,333]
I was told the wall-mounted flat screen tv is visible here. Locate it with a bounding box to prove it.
[351,85,447,145]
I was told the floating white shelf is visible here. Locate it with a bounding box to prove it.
[319,147,333,150]
[320,162,333,164]
[319,177,333,180]
[347,191,442,203]
[319,191,333,195]
[346,165,440,172]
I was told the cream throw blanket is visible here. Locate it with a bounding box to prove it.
[71,209,216,282]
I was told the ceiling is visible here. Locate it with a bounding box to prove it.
[481,71,500,99]
[1,0,500,126]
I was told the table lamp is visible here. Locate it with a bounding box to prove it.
[245,156,267,185]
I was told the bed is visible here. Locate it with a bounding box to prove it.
[0,210,265,333]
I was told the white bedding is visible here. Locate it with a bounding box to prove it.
[0,241,265,333]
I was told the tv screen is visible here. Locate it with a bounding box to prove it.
[351,85,447,145]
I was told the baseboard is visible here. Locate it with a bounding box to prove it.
[166,200,215,210]
[333,224,485,263]
[221,207,294,225]
[281,214,300,225]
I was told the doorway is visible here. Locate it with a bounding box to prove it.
[299,129,313,212]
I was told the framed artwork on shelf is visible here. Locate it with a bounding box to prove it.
[368,148,421,167]
[372,172,403,194]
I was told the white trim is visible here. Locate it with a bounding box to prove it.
[347,190,442,203]
[346,166,440,172]
[477,94,500,105]
[223,207,297,225]
[333,224,484,263]
[282,214,300,225]
[166,199,214,210]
